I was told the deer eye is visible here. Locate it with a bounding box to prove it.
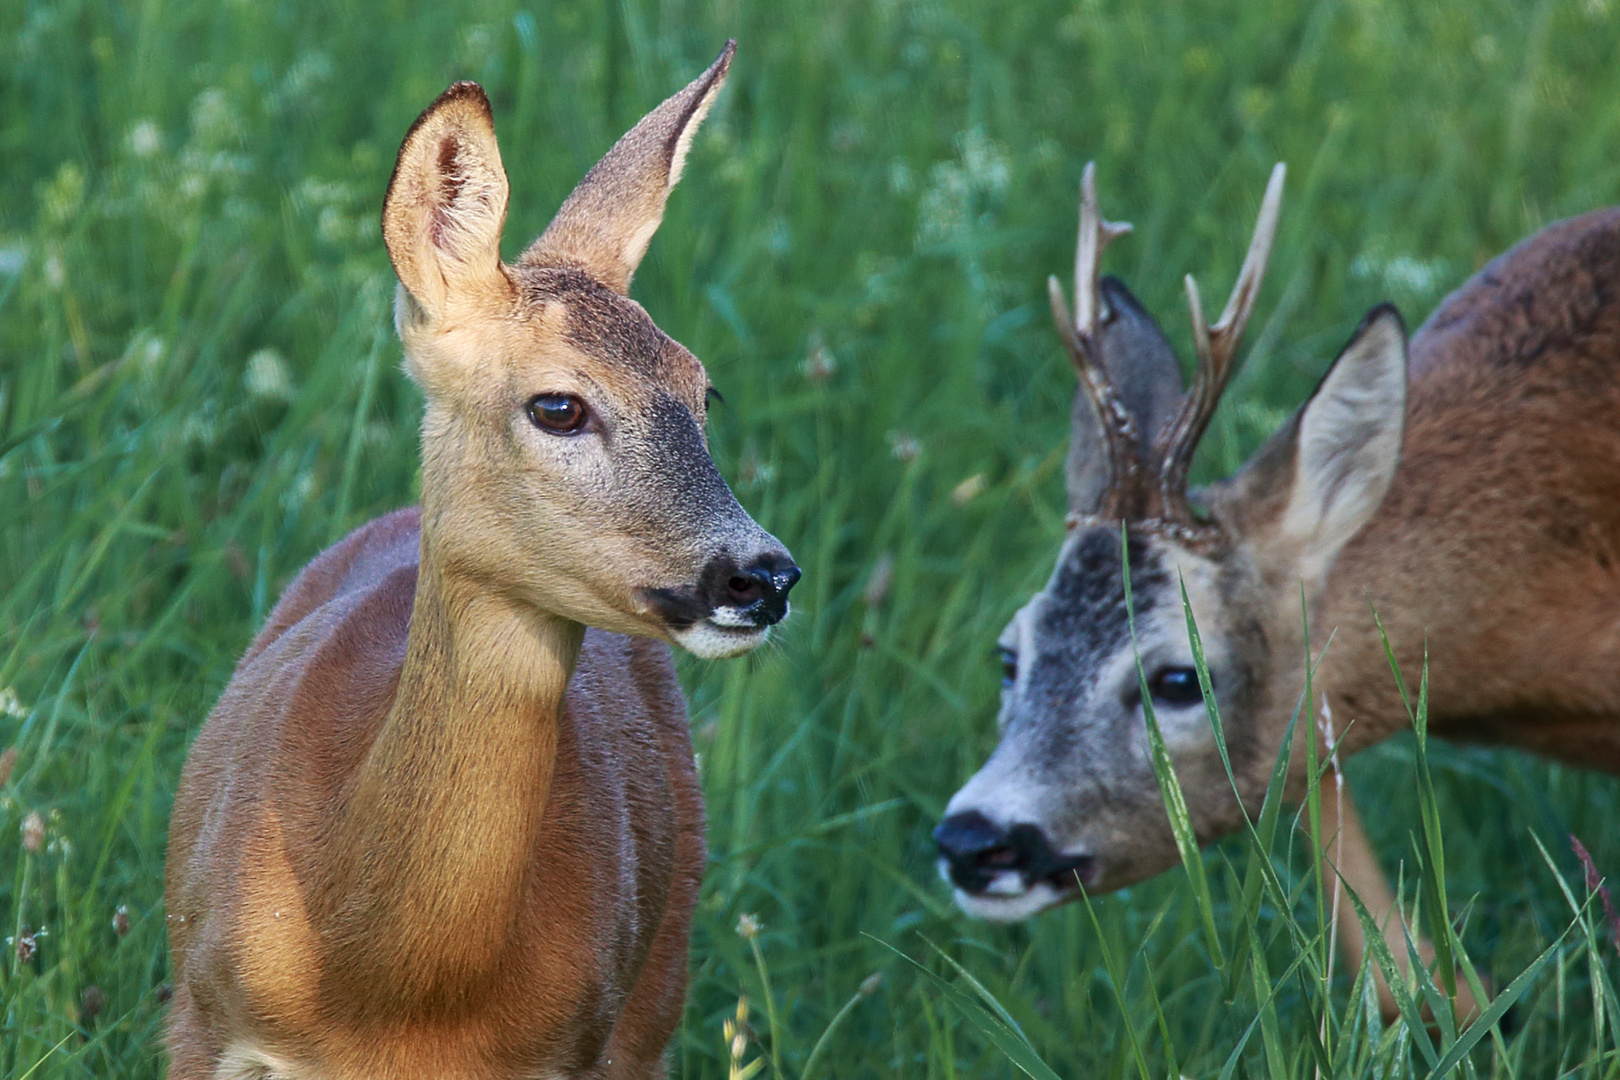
[526,394,589,434]
[1148,666,1206,707]
[999,648,1018,688]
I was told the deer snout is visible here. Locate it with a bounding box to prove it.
[934,811,1096,899]
[702,549,800,627]
[642,541,800,659]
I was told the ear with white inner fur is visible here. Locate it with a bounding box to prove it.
[522,41,736,294]
[1277,304,1408,581]
[382,81,511,324]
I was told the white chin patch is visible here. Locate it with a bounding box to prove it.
[937,860,1067,923]
[706,605,762,629]
[675,619,770,659]
[951,881,1066,923]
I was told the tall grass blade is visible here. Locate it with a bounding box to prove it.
[867,937,1064,1080]
[1122,524,1226,971]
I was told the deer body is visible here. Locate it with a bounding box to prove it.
[167,510,703,1078]
[1318,208,1620,766]
[167,45,799,1078]
[936,165,1620,1019]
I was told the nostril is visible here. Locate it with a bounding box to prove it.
[726,556,798,609]
[935,811,1025,893]
[725,572,765,604]
[934,811,1010,860]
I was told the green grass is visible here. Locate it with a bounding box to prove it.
[5,0,1620,1075]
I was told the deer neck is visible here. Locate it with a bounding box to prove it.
[1292,566,1444,761]
[1251,573,1408,793]
[324,527,582,994]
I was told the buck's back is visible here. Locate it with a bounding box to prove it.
[1409,207,1620,389]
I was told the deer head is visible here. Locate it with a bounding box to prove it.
[375,44,800,660]
[936,164,1409,919]
[381,43,799,659]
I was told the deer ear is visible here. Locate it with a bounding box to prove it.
[1067,276,1186,514]
[1239,305,1407,581]
[521,41,735,294]
[382,81,511,325]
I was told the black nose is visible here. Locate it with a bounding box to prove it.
[933,811,1093,895]
[719,552,800,625]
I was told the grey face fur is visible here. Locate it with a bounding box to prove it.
[942,522,1264,919]
[937,264,1409,922]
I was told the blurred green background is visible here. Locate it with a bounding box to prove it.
[5,0,1620,1075]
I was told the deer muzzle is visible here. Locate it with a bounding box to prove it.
[933,810,1098,921]
[640,545,801,659]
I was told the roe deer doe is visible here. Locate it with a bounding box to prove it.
[935,162,1620,1020]
[165,43,801,1079]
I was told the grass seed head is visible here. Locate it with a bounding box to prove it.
[20,810,44,853]
[863,554,894,608]
[81,984,104,1023]
[951,473,986,505]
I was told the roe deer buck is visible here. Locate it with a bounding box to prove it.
[935,161,1620,1020]
[165,43,801,1079]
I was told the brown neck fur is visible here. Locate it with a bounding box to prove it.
[320,521,583,1010]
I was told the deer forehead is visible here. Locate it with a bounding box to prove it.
[413,267,710,411]
[513,266,709,405]
[1031,529,1160,665]
[1029,527,1230,678]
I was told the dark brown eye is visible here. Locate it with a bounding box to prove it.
[1148,666,1206,707]
[526,394,588,434]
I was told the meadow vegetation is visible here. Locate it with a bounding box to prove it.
[5,0,1620,1075]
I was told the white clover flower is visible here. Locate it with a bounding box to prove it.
[190,88,241,147]
[245,348,295,403]
[127,119,163,158]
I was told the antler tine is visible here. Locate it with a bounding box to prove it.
[1211,162,1286,347]
[1049,163,1144,518]
[1158,163,1287,509]
[1072,162,1134,337]
[1049,274,1143,515]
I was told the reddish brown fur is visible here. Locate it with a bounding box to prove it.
[1218,208,1620,1018]
[167,511,703,1077]
[1312,209,1620,763]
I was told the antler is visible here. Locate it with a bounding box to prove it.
[1048,162,1146,517]
[1071,162,1134,336]
[1155,162,1286,517]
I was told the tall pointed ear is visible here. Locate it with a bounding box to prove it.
[521,41,735,294]
[1068,276,1186,514]
[382,82,511,325]
[1233,304,1407,581]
